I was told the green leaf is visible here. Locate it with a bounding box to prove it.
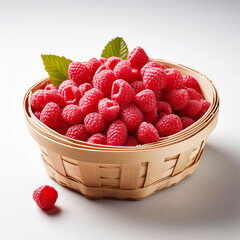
[41,54,72,86]
[101,37,128,60]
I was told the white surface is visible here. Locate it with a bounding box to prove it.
[0,0,240,239]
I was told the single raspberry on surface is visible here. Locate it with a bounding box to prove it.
[62,104,84,125]
[164,68,183,91]
[140,61,166,78]
[85,58,101,77]
[154,89,164,101]
[156,101,172,114]
[180,117,195,129]
[40,102,62,129]
[107,120,127,146]
[98,98,120,122]
[114,60,134,82]
[128,46,149,69]
[179,100,202,117]
[193,100,210,120]
[156,114,183,137]
[105,56,122,70]
[93,70,117,97]
[61,85,82,105]
[137,122,160,144]
[186,87,201,101]
[183,75,201,92]
[55,121,69,135]
[121,104,143,132]
[44,89,65,107]
[130,81,145,94]
[125,136,139,146]
[143,108,158,125]
[33,185,58,210]
[165,89,189,111]
[58,80,77,95]
[33,111,41,119]
[68,61,91,85]
[65,124,90,141]
[131,68,141,81]
[111,79,136,106]
[79,83,93,96]
[143,67,166,92]
[99,57,107,65]
[94,65,109,77]
[87,133,106,145]
[134,89,156,113]
[31,90,47,111]
[44,84,58,91]
[84,112,107,134]
[79,88,103,115]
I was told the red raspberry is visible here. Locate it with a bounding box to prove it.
[125,136,139,146]
[180,117,195,129]
[68,61,91,85]
[65,124,90,141]
[62,105,84,125]
[159,112,167,119]
[179,100,202,117]
[143,67,166,92]
[137,122,159,144]
[121,104,143,132]
[111,79,136,106]
[164,68,183,90]
[44,84,58,91]
[58,80,77,95]
[61,85,82,105]
[33,111,41,119]
[165,89,189,111]
[134,89,156,113]
[193,100,210,120]
[87,133,106,145]
[40,102,62,129]
[98,98,120,122]
[99,57,107,65]
[93,70,117,97]
[79,88,103,115]
[140,61,166,78]
[143,108,158,125]
[130,81,145,94]
[79,83,93,96]
[128,46,149,69]
[94,65,109,76]
[156,101,172,114]
[31,90,47,111]
[186,87,201,101]
[84,112,107,134]
[131,68,141,81]
[114,60,134,82]
[85,58,101,77]
[45,90,65,107]
[154,89,164,101]
[105,56,122,70]
[33,185,58,210]
[183,75,201,92]
[55,121,69,135]
[107,120,127,146]
[156,114,183,136]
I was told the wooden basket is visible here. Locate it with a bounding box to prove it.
[23,59,219,199]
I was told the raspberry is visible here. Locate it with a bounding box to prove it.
[179,100,202,117]
[159,112,167,119]
[40,102,62,129]
[68,61,91,85]
[94,65,109,76]
[164,68,183,90]
[114,60,134,82]
[180,117,195,129]
[131,68,141,81]
[107,120,127,146]
[99,57,107,65]
[33,185,58,210]
[79,83,93,96]
[186,87,200,101]
[105,56,122,70]
[62,105,84,125]
[79,88,103,115]
[193,100,210,120]
[98,98,120,122]
[111,79,136,106]
[156,114,183,136]
[31,90,47,111]
[134,89,156,113]
[84,112,107,134]
[93,70,117,97]
[85,58,101,77]
[128,46,149,69]
[130,81,145,94]
[45,89,65,107]
[165,89,189,111]
[58,80,77,95]
[137,122,159,144]
[55,121,69,135]
[143,108,158,125]
[33,111,41,119]
[125,136,138,146]
[156,101,172,114]
[61,85,82,105]
[87,133,106,145]
[121,104,143,132]
[183,75,201,92]
[140,61,166,78]
[154,89,164,101]
[65,124,90,141]
[143,67,166,92]
[44,84,58,91]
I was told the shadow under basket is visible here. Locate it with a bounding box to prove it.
[23,59,219,200]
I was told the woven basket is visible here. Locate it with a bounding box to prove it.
[23,59,219,200]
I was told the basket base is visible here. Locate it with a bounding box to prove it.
[43,159,200,200]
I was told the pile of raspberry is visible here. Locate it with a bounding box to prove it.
[31,47,210,146]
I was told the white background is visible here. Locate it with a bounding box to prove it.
[0,0,240,239]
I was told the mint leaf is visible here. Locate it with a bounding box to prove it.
[41,54,72,86]
[101,37,128,60]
